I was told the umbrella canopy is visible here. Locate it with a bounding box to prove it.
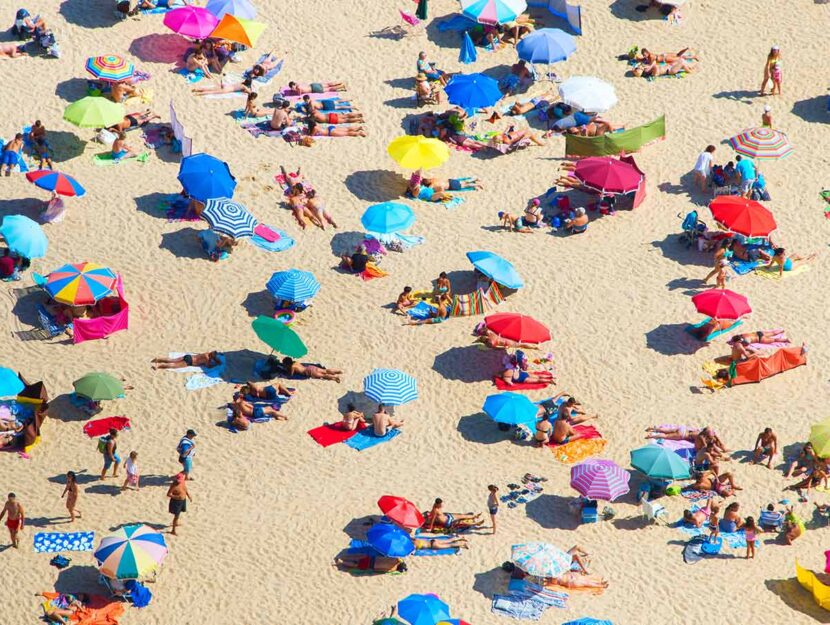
[25,170,85,197]
[95,524,168,580]
[562,619,613,625]
[163,6,219,38]
[570,460,630,501]
[367,523,415,557]
[459,31,477,64]
[558,76,617,113]
[398,594,451,625]
[73,372,124,401]
[0,215,48,259]
[378,495,424,529]
[63,97,125,129]
[437,621,472,625]
[809,418,830,458]
[210,14,266,47]
[630,445,690,479]
[251,315,307,358]
[728,127,793,160]
[484,313,550,344]
[387,135,450,170]
[691,288,751,320]
[45,262,117,305]
[0,367,24,398]
[483,392,538,426]
[202,197,256,238]
[573,157,642,194]
[85,55,135,83]
[363,368,418,406]
[709,196,776,237]
[177,153,236,202]
[466,250,524,289]
[445,73,503,111]
[461,0,527,25]
[361,202,416,235]
[517,28,576,64]
[266,269,320,302]
[205,0,257,19]
[511,542,572,577]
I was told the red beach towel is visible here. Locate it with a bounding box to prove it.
[307,421,367,447]
[493,377,550,391]
[547,424,602,445]
[83,416,131,438]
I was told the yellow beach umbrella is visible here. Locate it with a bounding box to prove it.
[387,135,450,170]
[809,418,830,458]
[210,14,266,47]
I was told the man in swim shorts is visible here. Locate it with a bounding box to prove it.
[0,493,24,548]
[152,351,222,370]
[166,474,191,536]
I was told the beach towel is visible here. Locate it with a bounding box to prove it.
[93,152,149,166]
[251,227,296,252]
[729,258,763,275]
[493,377,550,391]
[686,317,743,342]
[83,416,131,438]
[360,263,388,281]
[407,301,437,320]
[307,422,367,447]
[185,373,225,391]
[491,594,547,620]
[507,579,569,608]
[723,345,807,386]
[343,427,401,451]
[548,425,607,464]
[33,531,95,553]
[230,109,271,125]
[240,120,291,139]
[674,523,753,549]
[755,264,810,280]
[153,194,200,222]
[279,88,341,101]
[450,283,505,318]
[348,537,459,557]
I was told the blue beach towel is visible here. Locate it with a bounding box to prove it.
[177,67,205,84]
[730,258,763,275]
[491,594,547,621]
[686,317,743,342]
[344,427,401,451]
[506,579,569,608]
[407,301,437,320]
[33,531,95,553]
[251,227,295,252]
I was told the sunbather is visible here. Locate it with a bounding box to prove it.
[334,554,406,572]
[192,76,254,96]
[305,190,338,229]
[633,59,697,78]
[231,394,288,422]
[551,419,584,445]
[425,498,483,531]
[553,172,582,189]
[683,500,719,528]
[0,43,28,58]
[564,207,589,233]
[501,16,535,46]
[509,93,553,116]
[286,183,323,229]
[729,330,787,346]
[492,127,545,148]
[404,297,450,325]
[498,211,532,233]
[499,350,553,386]
[783,507,805,544]
[246,52,281,80]
[565,119,618,136]
[424,174,481,192]
[281,357,342,382]
[413,535,469,550]
[111,81,138,103]
[407,172,452,203]
[286,81,347,94]
[787,466,828,497]
[107,109,160,132]
[186,48,215,78]
[339,403,367,431]
[306,119,366,137]
[688,317,737,341]
[396,287,416,314]
[556,397,598,424]
[239,381,294,400]
[299,94,353,112]
[243,93,269,118]
[692,468,741,496]
[646,425,702,442]
[35,592,88,624]
[151,351,222,370]
[306,108,365,124]
[753,427,778,468]
[270,100,292,131]
[765,248,817,277]
[546,571,608,589]
[636,47,699,64]
[473,325,538,350]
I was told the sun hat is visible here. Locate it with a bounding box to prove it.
[416,73,428,82]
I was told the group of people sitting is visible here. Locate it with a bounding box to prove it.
[336,403,404,438]
[413,107,545,154]
[531,393,598,447]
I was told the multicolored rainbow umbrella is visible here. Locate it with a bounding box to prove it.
[85,55,135,83]
[94,524,168,580]
[728,127,793,160]
[45,262,117,306]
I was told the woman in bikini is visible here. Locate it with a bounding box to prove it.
[307,109,365,124]
[534,418,552,446]
[306,119,366,137]
[633,58,697,78]
[305,190,338,229]
[414,536,470,550]
[286,81,347,94]
[192,76,254,96]
[499,351,553,386]
[765,247,816,277]
[107,109,160,133]
[243,93,269,118]
[281,357,343,382]
[637,48,698,64]
[186,48,215,78]
[286,183,323,229]
[407,172,453,203]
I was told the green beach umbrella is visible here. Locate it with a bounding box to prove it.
[251,315,308,358]
[809,418,830,458]
[73,372,125,401]
[630,445,690,480]
[63,96,125,129]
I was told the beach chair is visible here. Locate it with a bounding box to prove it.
[580,499,598,524]
[640,495,667,524]
[35,304,70,338]
[99,574,132,602]
[398,10,423,37]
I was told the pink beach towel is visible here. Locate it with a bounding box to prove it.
[254,224,281,242]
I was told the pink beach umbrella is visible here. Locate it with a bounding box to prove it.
[570,459,630,501]
[163,6,219,39]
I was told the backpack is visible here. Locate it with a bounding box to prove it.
[711,165,725,187]
[97,436,110,453]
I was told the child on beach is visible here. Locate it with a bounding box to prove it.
[708,503,720,543]
[122,451,140,491]
[761,105,773,128]
[61,471,81,522]
[744,516,757,558]
[487,485,499,534]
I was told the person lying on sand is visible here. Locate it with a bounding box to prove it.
[787,466,828,498]
[35,592,88,624]
[425,498,483,531]
[683,500,721,528]
[107,109,160,133]
[305,119,366,137]
[306,108,365,124]
[545,570,608,589]
[407,173,453,203]
[334,554,406,573]
[245,52,281,81]
[688,317,737,341]
[473,324,538,350]
[0,43,28,59]
[298,94,353,113]
[414,535,470,550]
[635,47,699,64]
[231,393,288,423]
[765,247,817,277]
[286,81,347,94]
[192,76,254,96]
[151,351,222,370]
[492,127,545,148]
[633,59,697,78]
[410,169,482,194]
[238,381,294,400]
[305,190,337,229]
[281,357,342,382]
[565,119,619,136]
[286,184,323,229]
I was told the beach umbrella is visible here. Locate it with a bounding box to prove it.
[562,619,613,625]
[205,0,257,19]
[809,418,830,458]
[25,170,85,197]
[377,495,424,529]
[511,542,572,578]
[0,368,24,398]
[251,315,307,358]
[691,289,751,320]
[484,313,550,344]
[461,0,527,25]
[445,73,503,112]
[416,0,429,20]
[361,202,416,235]
[0,215,48,259]
[398,594,451,625]
[728,127,793,160]
[573,157,642,194]
[163,6,219,39]
[459,31,477,64]
[367,523,415,557]
[570,460,630,502]
[266,269,320,302]
[363,368,418,406]
[558,76,617,113]
[210,14,266,47]
[709,196,776,237]
[84,55,135,83]
[466,250,524,289]
[201,197,257,238]
[517,28,576,64]
[387,136,450,170]
[483,392,538,426]
[437,621,472,625]
[95,524,168,580]
[630,445,690,480]
[45,262,117,306]
[73,372,124,401]
[63,97,125,129]
[177,153,236,202]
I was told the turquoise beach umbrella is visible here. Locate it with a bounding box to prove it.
[630,445,690,480]
[483,392,538,426]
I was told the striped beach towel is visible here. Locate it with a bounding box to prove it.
[449,283,504,317]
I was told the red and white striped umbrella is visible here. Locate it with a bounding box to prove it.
[728,127,793,160]
[570,459,630,501]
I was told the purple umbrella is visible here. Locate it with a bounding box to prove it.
[570,459,630,501]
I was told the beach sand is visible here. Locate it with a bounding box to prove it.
[1,0,830,623]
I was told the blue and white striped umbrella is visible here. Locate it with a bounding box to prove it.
[202,197,257,238]
[266,269,320,302]
[363,368,418,406]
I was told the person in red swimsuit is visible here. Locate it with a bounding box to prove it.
[0,493,25,549]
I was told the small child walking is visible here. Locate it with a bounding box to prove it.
[487,485,499,535]
[121,451,140,491]
[708,503,721,543]
[744,516,757,558]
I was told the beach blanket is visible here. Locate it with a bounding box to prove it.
[686,317,743,342]
[33,531,95,553]
[675,523,753,549]
[450,283,505,318]
[359,263,388,281]
[230,109,271,125]
[548,425,607,464]
[507,579,568,608]
[729,258,763,275]
[278,88,342,101]
[240,120,290,139]
[343,427,401,451]
[755,264,810,280]
[407,301,437,320]
[83,417,131,438]
[93,152,149,166]
[251,227,296,252]
[493,377,550,391]
[680,488,713,502]
[185,372,226,391]
[307,422,367,447]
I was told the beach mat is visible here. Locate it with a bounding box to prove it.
[548,425,606,464]
[83,416,131,438]
[33,531,95,553]
[93,152,149,166]
[344,427,401,451]
[307,422,366,447]
[493,377,550,391]
[755,265,810,280]
[251,227,295,252]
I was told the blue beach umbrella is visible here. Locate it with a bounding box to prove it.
[367,523,415,557]
[398,594,451,625]
[483,392,538,426]
[201,197,256,238]
[266,269,320,302]
[459,31,477,64]
[0,367,24,398]
[361,202,416,235]
[445,73,502,112]
[630,445,690,480]
[0,215,48,259]
[466,250,524,289]
[177,153,236,202]
[517,28,576,64]
[363,368,418,406]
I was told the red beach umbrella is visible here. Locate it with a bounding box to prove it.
[573,157,643,194]
[377,495,424,529]
[709,196,776,237]
[692,289,751,320]
[484,313,551,344]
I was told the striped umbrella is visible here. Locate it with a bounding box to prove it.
[511,542,572,578]
[570,459,630,501]
[266,269,320,302]
[363,368,418,406]
[728,127,793,160]
[85,55,135,83]
[202,197,257,238]
[25,170,85,197]
[0,215,48,259]
[45,262,117,305]
[95,524,168,580]
[461,0,527,25]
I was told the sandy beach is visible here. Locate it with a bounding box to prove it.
[1,1,830,624]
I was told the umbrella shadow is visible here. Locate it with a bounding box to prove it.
[218,348,267,383]
[342,514,378,540]
[610,515,649,531]
[59,0,119,28]
[666,277,708,293]
[49,393,90,423]
[765,578,830,623]
[650,235,710,267]
[129,33,191,64]
[384,95,419,110]
[336,390,374,414]
[644,323,704,356]
[457,412,510,446]
[135,191,175,220]
[55,77,89,103]
[433,345,504,383]
[10,288,46,331]
[792,94,830,124]
[343,169,405,203]
[330,231,366,257]
[45,131,88,163]
[525,493,580,530]
[384,77,414,90]
[240,290,274,318]
[609,0,664,21]
[0,197,43,221]
[473,566,509,600]
[55,565,102,594]
[159,227,207,260]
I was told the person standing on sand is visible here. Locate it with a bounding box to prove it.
[61,472,81,522]
[0,493,24,548]
[693,145,715,192]
[167,474,192,536]
[487,485,499,534]
[177,430,197,480]
[100,428,120,480]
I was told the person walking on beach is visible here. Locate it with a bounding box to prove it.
[167,474,192,536]
[693,145,715,192]
[760,46,782,96]
[122,451,140,491]
[176,430,197,480]
[61,472,81,522]
[0,493,25,548]
[100,429,120,480]
[487,485,500,534]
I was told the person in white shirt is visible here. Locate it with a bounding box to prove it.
[693,145,716,192]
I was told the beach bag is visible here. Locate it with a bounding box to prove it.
[97,435,110,453]
[96,129,116,146]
